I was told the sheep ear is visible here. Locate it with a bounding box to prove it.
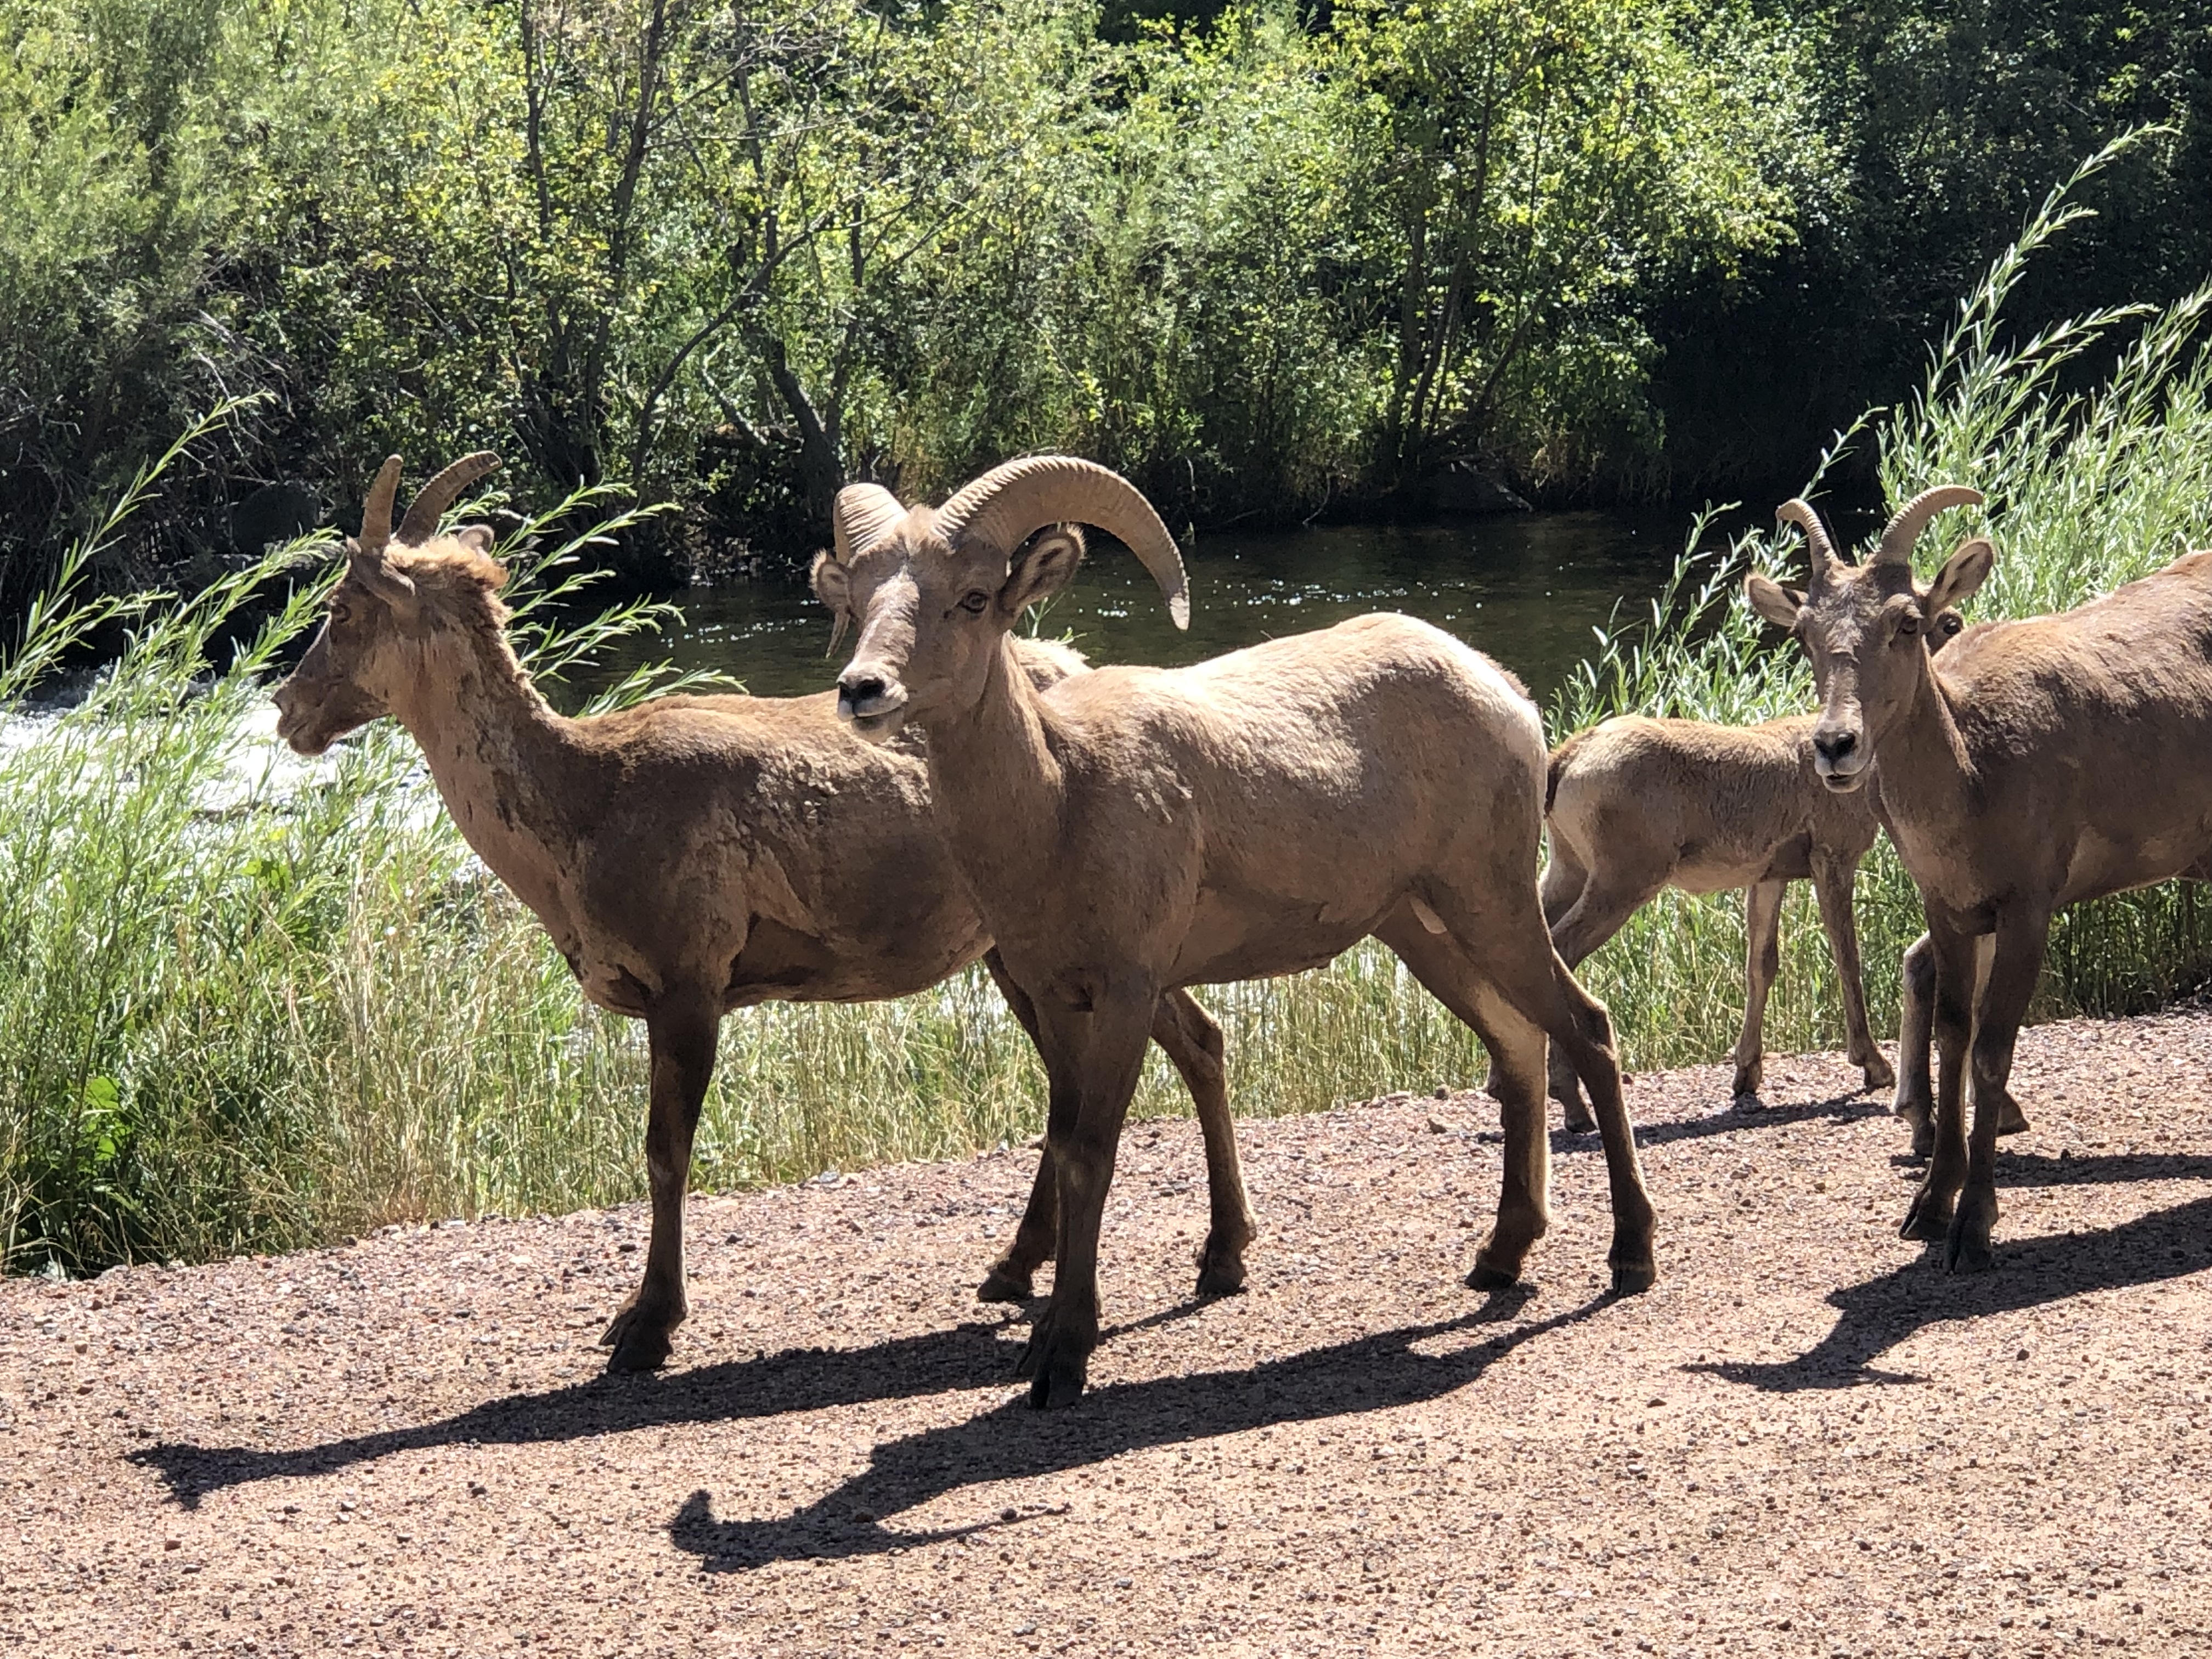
[1744,572,1802,630]
[810,551,853,651]
[347,546,419,617]
[1925,537,1994,613]
[1000,527,1085,617]
[456,523,496,555]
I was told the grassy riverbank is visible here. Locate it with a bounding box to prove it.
[9,146,2212,1276]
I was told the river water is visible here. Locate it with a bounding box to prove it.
[589,511,1681,706]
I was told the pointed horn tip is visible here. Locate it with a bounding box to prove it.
[1168,594,1190,630]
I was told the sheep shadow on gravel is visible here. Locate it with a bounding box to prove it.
[132,1288,1610,1528]
[665,1291,1611,1571]
[1696,1190,2212,1392]
[133,1317,1035,1509]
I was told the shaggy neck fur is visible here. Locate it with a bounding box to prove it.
[380,586,589,919]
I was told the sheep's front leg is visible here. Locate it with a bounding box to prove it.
[1946,907,2049,1273]
[1017,981,1155,1409]
[602,990,721,1372]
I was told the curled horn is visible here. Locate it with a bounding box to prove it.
[832,482,908,565]
[826,483,907,651]
[935,455,1189,630]
[1774,498,1838,581]
[1875,484,1984,568]
[355,455,403,557]
[397,451,500,545]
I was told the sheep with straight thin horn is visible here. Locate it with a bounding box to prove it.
[814,455,1658,1409]
[271,453,1256,1372]
[1743,483,2212,1269]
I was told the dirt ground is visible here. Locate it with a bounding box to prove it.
[5,1008,2212,1659]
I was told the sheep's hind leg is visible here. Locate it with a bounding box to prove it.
[1150,988,1255,1296]
[1809,851,1895,1094]
[1946,909,2048,1273]
[601,990,721,1372]
[978,950,1059,1302]
[1893,933,1938,1156]
[1732,879,1786,1099]
[1541,880,1659,1133]
[1378,915,1549,1290]
[1901,926,1977,1245]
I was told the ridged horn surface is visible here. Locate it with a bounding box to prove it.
[935,455,1189,629]
[357,456,403,556]
[1774,498,1838,580]
[832,483,908,564]
[1875,485,1984,567]
[397,452,500,545]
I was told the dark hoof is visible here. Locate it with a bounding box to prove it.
[1561,1105,1598,1135]
[1997,1098,2030,1137]
[600,1302,678,1371]
[1859,1055,1898,1093]
[1731,1064,1762,1101]
[1908,1119,1935,1161]
[1944,1229,1994,1273]
[1944,1195,1997,1272]
[977,1263,1035,1304]
[607,1334,672,1373]
[1194,1256,1248,1299]
[1015,1311,1091,1408]
[1026,1358,1087,1410]
[1899,1188,1954,1243]
[1465,1258,1523,1291]
[1610,1257,1657,1295]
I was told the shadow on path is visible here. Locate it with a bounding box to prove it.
[133,1316,1032,1509]
[1696,1193,2212,1391]
[667,1289,1615,1570]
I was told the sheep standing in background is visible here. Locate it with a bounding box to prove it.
[1538,589,2011,1159]
[816,456,1657,1409]
[270,453,1256,1373]
[1745,484,2212,1269]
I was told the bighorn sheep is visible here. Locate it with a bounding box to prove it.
[269,454,1257,1371]
[814,456,1657,1409]
[1538,608,1986,1138]
[1743,485,2212,1269]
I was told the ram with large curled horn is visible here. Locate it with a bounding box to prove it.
[814,455,1658,1410]
[272,452,1259,1375]
[1746,482,2212,1278]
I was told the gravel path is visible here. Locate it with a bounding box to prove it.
[6,1008,2212,1658]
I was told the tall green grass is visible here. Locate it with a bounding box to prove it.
[9,133,2212,1274]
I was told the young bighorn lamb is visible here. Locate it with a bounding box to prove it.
[1539,604,2004,1150]
[270,454,1256,1372]
[814,457,1657,1408]
[1744,484,2212,1270]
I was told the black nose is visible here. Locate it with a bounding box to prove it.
[1813,729,1857,765]
[840,672,887,704]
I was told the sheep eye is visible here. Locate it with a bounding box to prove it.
[959,590,991,614]
[1941,614,1963,637]
[1896,615,1918,637]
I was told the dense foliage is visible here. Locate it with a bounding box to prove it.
[12,0,2198,596]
